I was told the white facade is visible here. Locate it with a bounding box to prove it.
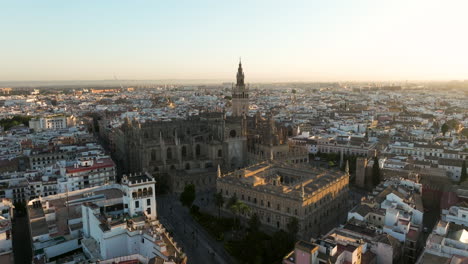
[442,205,468,227]
[29,115,68,131]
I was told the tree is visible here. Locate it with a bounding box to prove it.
[460,160,467,184]
[372,157,381,186]
[214,191,225,218]
[230,200,250,229]
[248,213,261,233]
[230,200,250,216]
[441,123,449,134]
[226,195,238,208]
[180,184,196,208]
[286,217,299,238]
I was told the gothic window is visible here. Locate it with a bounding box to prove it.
[167,147,172,160]
[230,129,236,138]
[196,144,201,157]
[182,146,187,158]
[151,150,156,161]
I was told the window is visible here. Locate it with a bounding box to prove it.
[463,214,467,219]
[147,199,151,206]
[167,148,172,160]
[287,207,290,213]
[261,200,264,206]
[218,149,222,157]
[267,201,270,208]
[135,201,139,208]
[295,209,298,215]
[196,144,201,156]
[182,146,187,158]
[230,130,236,138]
[241,194,244,200]
[147,208,151,215]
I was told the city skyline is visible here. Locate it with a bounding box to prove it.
[1,0,468,82]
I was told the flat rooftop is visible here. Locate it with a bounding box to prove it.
[29,187,124,238]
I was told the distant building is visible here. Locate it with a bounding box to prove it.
[58,157,116,192]
[29,115,68,131]
[316,136,377,158]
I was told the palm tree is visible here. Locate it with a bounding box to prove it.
[214,191,224,218]
[230,200,250,229]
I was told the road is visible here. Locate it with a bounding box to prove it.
[12,214,32,264]
[157,193,235,264]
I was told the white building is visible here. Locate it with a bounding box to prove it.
[0,199,14,264]
[58,157,116,192]
[28,173,185,264]
[442,203,468,227]
[29,115,68,131]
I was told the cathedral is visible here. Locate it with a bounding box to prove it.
[112,60,307,193]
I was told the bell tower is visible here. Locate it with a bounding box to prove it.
[231,59,249,117]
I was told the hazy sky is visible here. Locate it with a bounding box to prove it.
[1,0,467,82]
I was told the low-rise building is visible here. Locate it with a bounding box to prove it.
[0,199,14,264]
[217,162,349,238]
[28,172,185,264]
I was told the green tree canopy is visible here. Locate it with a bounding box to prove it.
[214,191,225,218]
[180,184,196,208]
[248,213,261,233]
[0,115,32,131]
[441,123,449,134]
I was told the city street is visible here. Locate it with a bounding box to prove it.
[12,214,32,264]
[157,193,235,264]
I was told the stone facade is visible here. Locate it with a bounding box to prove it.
[217,162,349,239]
[113,113,247,192]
